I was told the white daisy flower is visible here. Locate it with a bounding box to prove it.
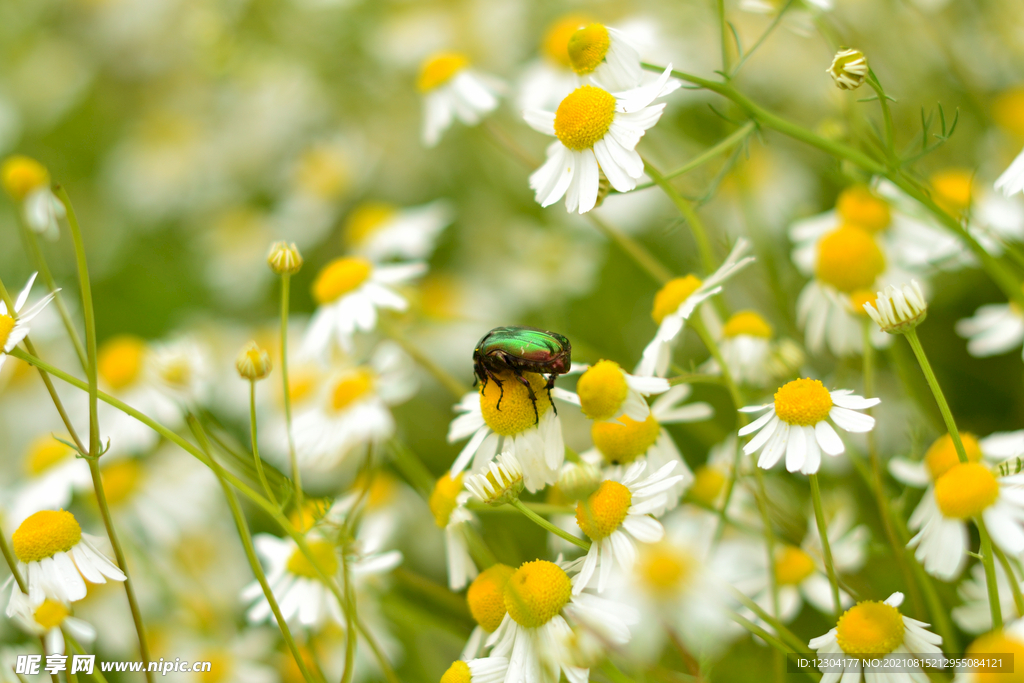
[637,239,755,377]
[956,300,1024,359]
[573,461,684,594]
[516,14,594,112]
[0,273,57,372]
[438,658,509,683]
[302,257,426,357]
[712,310,777,387]
[429,472,478,591]
[342,199,454,262]
[524,66,680,214]
[739,378,880,475]
[685,434,763,530]
[996,146,1024,197]
[6,590,96,655]
[954,618,1024,683]
[929,168,1024,256]
[952,561,1024,634]
[9,509,125,605]
[1,156,65,240]
[418,52,501,147]
[461,563,517,660]
[7,435,91,529]
[565,23,644,92]
[572,359,670,423]
[148,336,212,407]
[808,592,942,682]
[486,559,638,683]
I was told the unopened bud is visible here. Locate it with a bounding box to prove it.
[236,341,272,381]
[864,281,928,334]
[267,241,303,275]
[827,48,868,91]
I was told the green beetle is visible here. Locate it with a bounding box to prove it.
[473,326,572,425]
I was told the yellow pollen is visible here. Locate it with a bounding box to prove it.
[440,660,471,683]
[966,631,1024,683]
[418,52,470,93]
[33,599,69,630]
[98,335,147,390]
[652,275,703,325]
[930,168,975,217]
[12,510,82,563]
[774,546,816,585]
[934,462,999,519]
[312,257,373,305]
[773,378,833,426]
[467,563,515,632]
[848,289,876,316]
[429,473,464,528]
[723,311,773,339]
[815,226,886,293]
[835,600,905,655]
[344,202,397,248]
[0,314,15,351]
[2,155,49,201]
[554,85,616,151]
[286,539,339,579]
[924,433,983,481]
[296,146,351,200]
[479,370,552,436]
[567,24,611,75]
[329,369,374,412]
[689,466,726,506]
[575,480,632,540]
[98,460,142,507]
[592,414,661,465]
[577,360,629,421]
[638,543,692,594]
[993,87,1024,139]
[504,560,572,628]
[542,15,593,68]
[24,436,73,476]
[836,185,891,233]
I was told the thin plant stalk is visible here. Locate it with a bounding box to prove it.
[978,517,1004,630]
[903,327,969,464]
[509,498,590,551]
[249,380,278,507]
[631,121,756,191]
[643,159,717,276]
[809,473,842,618]
[279,273,303,515]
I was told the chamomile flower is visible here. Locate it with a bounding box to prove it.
[952,561,1024,634]
[714,311,777,387]
[9,509,125,605]
[573,359,670,423]
[429,473,478,591]
[808,592,942,682]
[637,239,755,377]
[954,618,1024,683]
[524,66,680,214]
[448,370,573,492]
[486,559,638,683]
[8,435,90,529]
[1,156,65,240]
[739,378,880,474]
[6,590,96,655]
[418,52,501,147]
[438,658,509,683]
[462,563,516,660]
[342,200,454,262]
[302,257,426,356]
[517,15,594,111]
[566,24,643,93]
[0,273,58,372]
[956,299,1024,359]
[573,461,684,594]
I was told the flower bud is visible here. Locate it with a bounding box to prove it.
[864,280,928,334]
[236,341,272,381]
[267,241,303,275]
[827,48,868,91]
[465,453,524,505]
[557,462,602,502]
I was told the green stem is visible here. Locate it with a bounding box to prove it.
[729,0,794,77]
[631,121,756,191]
[341,558,357,683]
[509,499,590,551]
[717,0,731,74]
[728,612,822,682]
[729,587,807,654]
[467,501,575,516]
[643,159,717,276]
[280,273,303,515]
[978,517,1004,630]
[384,329,470,399]
[808,474,842,618]
[586,213,673,284]
[65,632,110,683]
[249,381,278,508]
[994,545,1024,620]
[866,72,897,165]
[904,328,968,463]
[386,438,435,498]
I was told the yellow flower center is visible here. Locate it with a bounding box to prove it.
[966,631,1024,683]
[353,471,398,510]
[835,601,905,655]
[429,473,464,528]
[504,560,572,628]
[774,545,816,585]
[652,275,703,324]
[12,509,82,563]
[993,87,1024,139]
[295,146,351,200]
[924,432,983,481]
[467,563,515,632]
[329,369,374,412]
[418,52,469,93]
[542,15,593,68]
[440,660,471,683]
[2,155,49,201]
[24,435,74,476]
[312,257,373,305]
[934,462,999,519]
[283,367,320,407]
[554,86,617,151]
[98,335,147,390]
[723,311,773,339]
[930,168,975,217]
[836,185,891,233]
[0,314,15,351]
[198,651,232,683]
[99,460,142,507]
[567,24,611,75]
[33,599,69,630]
[689,466,726,506]
[344,202,397,248]
[592,414,661,465]
[638,543,692,594]
[158,355,192,388]
[848,289,876,316]
[285,539,339,579]
[815,226,886,293]
[289,499,329,534]
[577,360,629,421]
[575,480,632,541]
[479,370,552,436]
[773,378,833,426]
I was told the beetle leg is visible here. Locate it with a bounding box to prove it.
[486,368,505,411]
[510,370,540,425]
[544,374,558,417]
